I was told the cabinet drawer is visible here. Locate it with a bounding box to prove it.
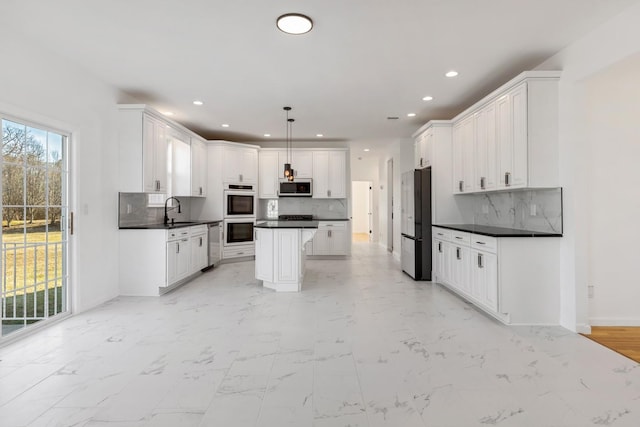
[451,231,471,246]
[432,227,452,242]
[318,222,347,229]
[189,225,207,234]
[223,246,255,258]
[167,229,190,241]
[471,234,497,253]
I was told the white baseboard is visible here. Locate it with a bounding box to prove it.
[589,318,640,327]
[575,323,592,334]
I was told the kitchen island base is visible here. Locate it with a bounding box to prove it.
[255,225,317,292]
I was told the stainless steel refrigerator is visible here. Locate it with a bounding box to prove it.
[401,168,432,280]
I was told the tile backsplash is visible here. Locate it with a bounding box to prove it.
[118,192,192,227]
[258,198,348,219]
[471,188,563,233]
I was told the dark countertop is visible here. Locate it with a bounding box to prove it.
[257,217,349,222]
[255,220,319,229]
[433,224,562,238]
[119,219,222,230]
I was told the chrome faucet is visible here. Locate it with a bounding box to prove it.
[164,196,182,225]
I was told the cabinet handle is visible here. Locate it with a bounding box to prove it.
[156,180,160,191]
[200,237,203,247]
[459,181,463,192]
[438,242,442,253]
[420,158,424,166]
[456,247,461,260]
[239,174,243,182]
[480,177,486,189]
[254,231,257,240]
[455,236,463,240]
[176,242,180,254]
[475,241,486,245]
[199,187,203,195]
[328,230,332,238]
[478,253,484,269]
[327,190,331,197]
[238,252,244,255]
[437,233,443,236]
[505,172,511,186]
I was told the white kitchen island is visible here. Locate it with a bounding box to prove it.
[254,220,318,292]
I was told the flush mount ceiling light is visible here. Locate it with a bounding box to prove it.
[445,70,459,78]
[277,13,313,35]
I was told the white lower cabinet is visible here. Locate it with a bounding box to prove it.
[470,248,498,312]
[255,228,274,282]
[119,225,209,296]
[167,230,191,286]
[432,226,560,324]
[312,222,350,256]
[190,227,208,272]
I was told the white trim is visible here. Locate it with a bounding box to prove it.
[589,318,640,327]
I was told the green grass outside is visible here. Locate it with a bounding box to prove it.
[1,285,64,320]
[2,220,64,294]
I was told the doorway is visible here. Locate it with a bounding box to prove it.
[351,181,372,242]
[1,116,70,338]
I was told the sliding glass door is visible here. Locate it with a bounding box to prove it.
[1,117,69,337]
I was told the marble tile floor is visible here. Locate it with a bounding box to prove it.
[1,242,639,427]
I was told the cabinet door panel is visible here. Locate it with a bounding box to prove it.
[510,83,528,187]
[292,150,313,178]
[259,151,279,198]
[328,151,346,198]
[255,228,274,282]
[312,152,330,198]
[496,94,512,189]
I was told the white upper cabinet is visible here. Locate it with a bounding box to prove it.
[414,129,433,169]
[142,114,168,193]
[118,105,211,198]
[222,145,258,184]
[191,137,207,197]
[474,102,497,192]
[452,116,474,194]
[258,150,280,199]
[168,129,191,197]
[279,150,313,179]
[312,150,347,199]
[451,71,560,194]
[497,82,528,189]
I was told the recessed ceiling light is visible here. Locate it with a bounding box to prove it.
[364,148,370,152]
[162,111,174,116]
[422,96,433,101]
[407,113,416,117]
[316,134,323,137]
[193,100,203,106]
[264,133,271,137]
[445,70,459,78]
[222,124,230,128]
[277,13,313,35]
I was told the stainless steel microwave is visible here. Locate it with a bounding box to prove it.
[279,179,312,197]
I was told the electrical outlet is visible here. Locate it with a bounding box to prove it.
[530,204,537,216]
[588,285,595,299]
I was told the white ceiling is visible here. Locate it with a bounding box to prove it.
[2,0,638,153]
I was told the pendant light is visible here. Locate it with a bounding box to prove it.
[287,117,295,181]
[283,106,294,181]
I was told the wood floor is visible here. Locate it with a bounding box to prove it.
[582,327,640,363]
[352,233,370,242]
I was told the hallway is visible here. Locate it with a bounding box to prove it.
[1,242,639,426]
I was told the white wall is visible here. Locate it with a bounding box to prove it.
[584,54,640,325]
[536,1,640,331]
[0,30,121,313]
[375,139,414,260]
